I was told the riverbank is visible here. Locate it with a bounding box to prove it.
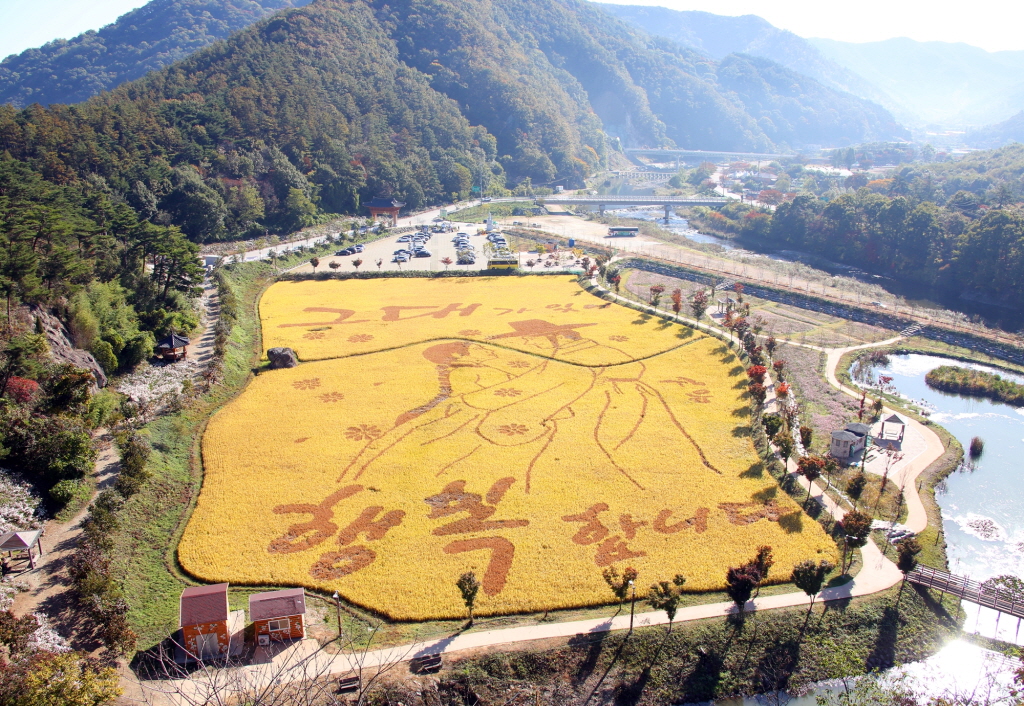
[925,365,1024,407]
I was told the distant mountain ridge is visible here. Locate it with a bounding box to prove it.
[0,0,314,108]
[597,4,904,121]
[808,37,1024,128]
[599,2,1024,134]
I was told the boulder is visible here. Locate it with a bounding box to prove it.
[30,305,108,388]
[267,347,299,369]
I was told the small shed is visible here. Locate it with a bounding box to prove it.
[180,583,231,661]
[249,588,307,645]
[0,529,44,572]
[156,333,190,362]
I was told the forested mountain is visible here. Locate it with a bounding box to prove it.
[0,0,909,244]
[598,4,898,120]
[965,112,1024,149]
[693,145,1024,319]
[0,0,314,108]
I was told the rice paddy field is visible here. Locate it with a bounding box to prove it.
[179,277,837,620]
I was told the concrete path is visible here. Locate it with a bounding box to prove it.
[140,278,948,704]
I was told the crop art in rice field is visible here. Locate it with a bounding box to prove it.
[180,277,836,620]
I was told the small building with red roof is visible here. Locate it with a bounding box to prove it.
[178,583,243,661]
[249,588,307,644]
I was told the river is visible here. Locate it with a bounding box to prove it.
[685,352,1024,705]
[869,353,1024,645]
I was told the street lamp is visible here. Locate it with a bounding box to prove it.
[332,591,342,643]
[627,580,636,636]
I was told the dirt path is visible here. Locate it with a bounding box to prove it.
[10,432,120,647]
[185,276,219,370]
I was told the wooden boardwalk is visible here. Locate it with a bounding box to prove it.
[909,566,1024,619]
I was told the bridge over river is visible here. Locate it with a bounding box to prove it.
[540,195,732,219]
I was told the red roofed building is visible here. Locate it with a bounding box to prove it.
[179,583,234,661]
[249,588,306,644]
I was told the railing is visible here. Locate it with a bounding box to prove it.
[908,566,1024,619]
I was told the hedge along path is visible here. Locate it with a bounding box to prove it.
[183,276,837,620]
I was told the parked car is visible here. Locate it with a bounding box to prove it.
[353,244,364,253]
[392,255,409,263]
[397,235,412,242]
[336,248,355,256]
[414,250,431,258]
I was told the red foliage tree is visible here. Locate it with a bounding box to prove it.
[5,377,39,404]
[746,365,767,384]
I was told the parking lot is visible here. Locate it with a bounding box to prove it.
[288,221,527,274]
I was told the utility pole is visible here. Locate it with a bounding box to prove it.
[627,579,637,636]
[332,591,343,643]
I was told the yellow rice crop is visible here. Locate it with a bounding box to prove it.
[180,278,837,620]
[259,276,686,365]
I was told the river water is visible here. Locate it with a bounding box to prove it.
[871,354,1024,645]
[684,353,1024,704]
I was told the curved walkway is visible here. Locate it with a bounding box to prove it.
[144,278,948,703]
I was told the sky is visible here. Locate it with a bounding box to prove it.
[592,0,1024,53]
[1,0,1023,58]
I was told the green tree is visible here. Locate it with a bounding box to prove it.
[647,575,686,632]
[791,559,834,620]
[602,565,639,614]
[839,510,872,574]
[0,650,122,705]
[456,571,480,625]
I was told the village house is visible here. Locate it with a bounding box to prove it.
[830,422,872,459]
[249,588,307,645]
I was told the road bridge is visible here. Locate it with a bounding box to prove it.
[540,195,732,219]
[625,148,789,163]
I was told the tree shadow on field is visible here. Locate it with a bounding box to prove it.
[756,638,801,696]
[676,327,695,339]
[678,645,727,702]
[865,605,900,671]
[731,405,750,417]
[778,511,804,533]
[740,461,765,479]
[727,364,743,375]
[731,425,751,438]
[632,314,652,326]
[570,631,611,688]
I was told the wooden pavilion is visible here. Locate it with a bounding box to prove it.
[0,529,44,573]
[156,333,190,362]
[365,196,406,226]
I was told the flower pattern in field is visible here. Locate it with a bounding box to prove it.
[345,424,383,441]
[494,388,522,398]
[508,360,531,369]
[303,332,326,340]
[319,392,345,403]
[497,423,529,436]
[609,335,629,342]
[292,378,321,390]
[348,334,374,343]
[458,329,482,336]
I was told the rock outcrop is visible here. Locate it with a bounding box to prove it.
[29,306,107,388]
[267,347,299,369]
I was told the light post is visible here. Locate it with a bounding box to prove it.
[332,591,342,643]
[627,580,636,636]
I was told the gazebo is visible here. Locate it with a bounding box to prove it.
[876,413,906,449]
[1,529,44,572]
[156,333,190,362]
[365,196,406,226]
